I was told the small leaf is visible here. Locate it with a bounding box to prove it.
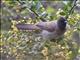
[59,11,66,15]
[46,6,54,14]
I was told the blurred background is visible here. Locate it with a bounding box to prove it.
[0,0,80,60]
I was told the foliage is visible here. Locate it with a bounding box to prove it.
[1,0,80,60]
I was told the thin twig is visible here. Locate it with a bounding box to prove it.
[65,0,77,19]
[30,8,47,22]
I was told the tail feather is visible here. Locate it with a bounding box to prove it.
[16,24,40,30]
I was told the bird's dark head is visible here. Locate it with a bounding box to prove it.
[57,17,67,30]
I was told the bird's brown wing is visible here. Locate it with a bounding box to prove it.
[36,21,56,32]
[16,21,57,32]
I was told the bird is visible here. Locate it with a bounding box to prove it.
[16,17,67,41]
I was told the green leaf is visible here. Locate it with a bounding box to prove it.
[46,7,54,14]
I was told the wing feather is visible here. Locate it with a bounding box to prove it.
[36,21,57,32]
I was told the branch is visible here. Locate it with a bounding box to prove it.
[65,0,77,19]
[29,8,47,22]
[18,1,47,22]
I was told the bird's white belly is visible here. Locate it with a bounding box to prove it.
[41,30,60,40]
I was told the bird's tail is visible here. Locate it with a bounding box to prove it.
[16,24,40,30]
